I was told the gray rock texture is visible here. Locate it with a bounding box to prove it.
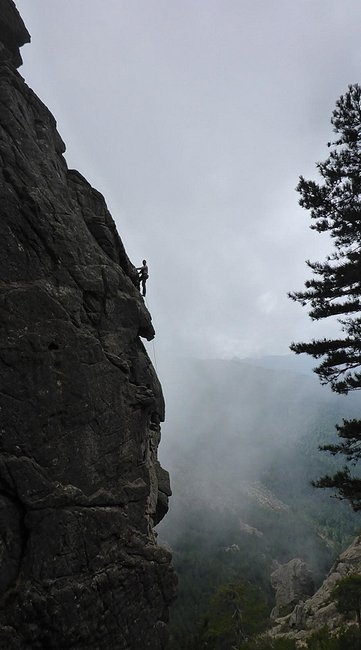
[271,536,361,641]
[270,558,315,620]
[0,1,176,647]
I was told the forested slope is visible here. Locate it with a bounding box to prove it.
[158,357,361,648]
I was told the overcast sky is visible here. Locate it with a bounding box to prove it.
[15,1,361,373]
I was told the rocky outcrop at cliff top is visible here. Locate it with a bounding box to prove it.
[272,536,361,641]
[0,0,29,67]
[0,1,176,648]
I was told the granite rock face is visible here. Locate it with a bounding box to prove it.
[272,536,361,641]
[270,558,315,620]
[0,0,29,68]
[0,1,176,648]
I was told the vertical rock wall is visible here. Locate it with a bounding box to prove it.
[0,2,176,648]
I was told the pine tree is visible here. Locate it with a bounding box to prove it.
[204,582,268,648]
[332,574,361,631]
[289,84,361,510]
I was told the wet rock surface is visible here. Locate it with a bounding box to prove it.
[0,1,176,647]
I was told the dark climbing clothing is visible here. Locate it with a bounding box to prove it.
[137,262,149,297]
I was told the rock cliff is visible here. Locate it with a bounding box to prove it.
[0,1,176,648]
[272,536,361,641]
[270,558,315,621]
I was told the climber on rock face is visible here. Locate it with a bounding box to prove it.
[137,260,149,297]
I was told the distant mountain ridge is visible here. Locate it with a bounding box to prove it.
[240,353,317,375]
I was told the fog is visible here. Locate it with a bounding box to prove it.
[15,1,361,547]
[158,355,358,521]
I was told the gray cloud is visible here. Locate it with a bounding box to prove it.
[16,0,361,369]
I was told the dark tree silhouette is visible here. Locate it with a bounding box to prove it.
[332,574,361,631]
[290,84,361,510]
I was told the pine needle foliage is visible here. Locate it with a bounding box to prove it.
[289,84,361,510]
[332,574,361,630]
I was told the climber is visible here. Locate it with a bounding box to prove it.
[137,260,149,297]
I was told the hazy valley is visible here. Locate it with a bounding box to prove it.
[158,356,361,648]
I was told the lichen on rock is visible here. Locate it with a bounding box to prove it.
[0,1,176,647]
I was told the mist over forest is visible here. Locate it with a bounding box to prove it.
[160,354,361,520]
[157,355,361,646]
